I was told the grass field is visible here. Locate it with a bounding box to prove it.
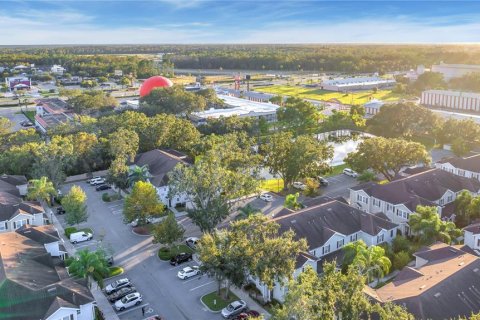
[259,178,284,193]
[158,244,193,261]
[255,85,404,105]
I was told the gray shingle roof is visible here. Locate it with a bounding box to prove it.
[0,227,94,320]
[0,192,44,221]
[353,169,480,211]
[273,199,397,250]
[134,149,190,187]
[438,154,480,173]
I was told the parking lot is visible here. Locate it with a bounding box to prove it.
[57,181,230,320]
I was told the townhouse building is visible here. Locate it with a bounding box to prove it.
[436,154,480,181]
[249,197,398,302]
[350,168,480,234]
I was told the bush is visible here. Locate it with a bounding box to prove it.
[65,227,77,238]
[393,250,411,270]
[358,171,377,182]
[392,236,411,253]
[102,193,111,202]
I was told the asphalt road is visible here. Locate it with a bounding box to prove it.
[58,182,224,320]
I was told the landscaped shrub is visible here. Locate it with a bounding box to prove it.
[393,250,411,270]
[65,227,77,238]
[102,193,111,202]
[392,236,411,253]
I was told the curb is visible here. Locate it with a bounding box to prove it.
[131,228,152,237]
[103,268,125,281]
[199,294,222,314]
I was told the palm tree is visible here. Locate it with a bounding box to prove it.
[27,176,56,205]
[128,165,152,187]
[343,240,391,284]
[68,249,109,288]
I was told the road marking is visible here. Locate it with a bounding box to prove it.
[116,303,149,316]
[112,209,123,215]
[182,276,204,284]
[108,203,124,209]
[189,280,215,291]
[74,240,99,249]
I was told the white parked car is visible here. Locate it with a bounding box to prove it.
[90,177,106,185]
[259,193,274,202]
[343,168,358,178]
[221,300,247,319]
[105,278,131,294]
[185,236,199,249]
[114,292,142,311]
[293,182,307,190]
[177,266,201,279]
[69,231,93,244]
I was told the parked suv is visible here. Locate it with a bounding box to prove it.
[169,252,193,266]
[343,168,358,178]
[293,182,307,190]
[114,292,142,311]
[95,184,111,191]
[89,177,106,185]
[105,278,131,294]
[107,286,137,303]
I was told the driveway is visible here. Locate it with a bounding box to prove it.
[58,182,224,320]
[0,105,29,132]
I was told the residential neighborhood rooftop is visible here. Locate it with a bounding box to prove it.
[438,154,480,173]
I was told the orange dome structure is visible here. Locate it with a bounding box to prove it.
[139,76,173,97]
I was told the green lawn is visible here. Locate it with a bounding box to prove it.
[158,244,193,261]
[259,178,284,193]
[16,110,36,122]
[324,163,348,177]
[255,85,405,105]
[201,289,239,312]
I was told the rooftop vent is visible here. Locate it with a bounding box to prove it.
[474,268,479,273]
[459,262,465,266]
[419,285,426,290]
[291,220,296,224]
[434,292,441,298]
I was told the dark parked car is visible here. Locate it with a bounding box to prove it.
[317,176,329,186]
[20,120,34,127]
[169,252,193,266]
[56,206,66,215]
[234,310,260,320]
[106,255,114,266]
[95,184,111,191]
[107,286,137,303]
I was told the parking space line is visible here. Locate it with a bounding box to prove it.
[116,303,150,316]
[189,280,215,291]
[74,240,99,249]
[112,209,123,215]
[182,276,204,284]
[108,203,124,209]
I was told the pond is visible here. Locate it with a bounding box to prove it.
[315,130,375,166]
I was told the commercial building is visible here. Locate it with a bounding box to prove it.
[0,225,95,320]
[366,242,480,319]
[5,76,31,91]
[50,65,66,75]
[216,87,275,103]
[250,197,398,302]
[189,94,279,125]
[363,99,384,116]
[421,90,480,113]
[34,98,77,133]
[320,77,395,92]
[350,168,480,234]
[431,63,480,81]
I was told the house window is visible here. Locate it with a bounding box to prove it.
[377,234,385,244]
[337,239,344,249]
[0,222,7,231]
[323,245,330,255]
[439,199,444,205]
[386,204,392,211]
[13,219,29,230]
[477,238,480,247]
[350,233,358,242]
[390,230,394,237]
[373,198,380,207]
[447,195,453,203]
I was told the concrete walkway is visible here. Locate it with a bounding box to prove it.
[49,207,121,320]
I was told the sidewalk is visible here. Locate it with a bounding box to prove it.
[230,286,271,320]
[50,208,121,320]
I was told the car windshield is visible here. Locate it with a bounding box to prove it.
[227,304,236,311]
[121,296,128,303]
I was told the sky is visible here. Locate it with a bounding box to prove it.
[0,1,480,45]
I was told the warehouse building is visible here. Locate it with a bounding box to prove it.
[431,63,480,81]
[216,87,275,103]
[189,94,279,125]
[421,90,480,113]
[320,77,395,92]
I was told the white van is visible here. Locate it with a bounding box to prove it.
[70,231,93,244]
